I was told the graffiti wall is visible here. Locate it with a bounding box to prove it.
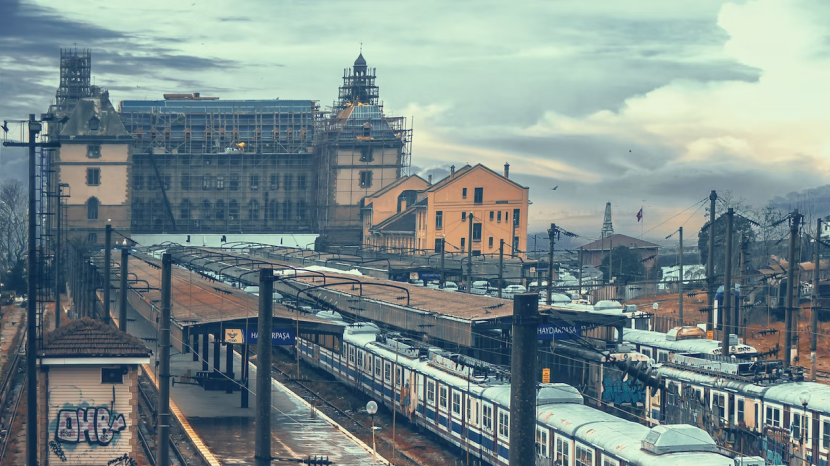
[47,366,136,465]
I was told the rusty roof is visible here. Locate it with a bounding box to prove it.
[40,317,150,358]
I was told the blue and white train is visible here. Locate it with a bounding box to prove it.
[296,314,736,466]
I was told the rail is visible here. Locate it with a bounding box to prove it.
[137,377,189,465]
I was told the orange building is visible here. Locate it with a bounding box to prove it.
[362,163,529,257]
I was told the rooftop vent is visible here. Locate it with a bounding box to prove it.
[666,326,707,341]
[537,383,584,405]
[641,425,717,455]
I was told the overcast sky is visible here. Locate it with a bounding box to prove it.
[1,0,828,242]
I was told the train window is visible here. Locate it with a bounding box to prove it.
[535,428,549,458]
[641,348,652,359]
[367,356,372,374]
[452,392,461,415]
[823,421,829,449]
[482,405,493,431]
[714,393,725,418]
[603,459,619,466]
[440,386,448,409]
[349,346,355,363]
[375,358,382,377]
[576,445,593,466]
[766,406,781,427]
[556,437,570,466]
[793,413,802,440]
[498,411,509,438]
[427,381,435,403]
[357,351,363,368]
[384,363,391,381]
[396,367,402,386]
[657,351,668,363]
[737,399,745,423]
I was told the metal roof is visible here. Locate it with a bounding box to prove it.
[623,328,758,356]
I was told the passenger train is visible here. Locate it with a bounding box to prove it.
[622,327,759,362]
[296,313,736,466]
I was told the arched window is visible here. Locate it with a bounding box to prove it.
[215,200,225,219]
[228,200,239,220]
[180,199,191,219]
[88,116,100,131]
[268,200,279,223]
[87,197,99,220]
[248,199,260,220]
[201,199,212,219]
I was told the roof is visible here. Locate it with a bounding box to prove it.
[40,317,150,358]
[332,104,400,141]
[579,233,658,250]
[354,53,367,67]
[60,94,132,139]
[365,175,428,200]
[370,207,417,234]
[425,163,527,193]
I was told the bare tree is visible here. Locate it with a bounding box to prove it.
[0,179,28,269]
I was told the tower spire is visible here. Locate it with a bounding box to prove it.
[601,202,614,239]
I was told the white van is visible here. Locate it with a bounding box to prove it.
[471,281,490,295]
[442,281,459,292]
[501,284,527,299]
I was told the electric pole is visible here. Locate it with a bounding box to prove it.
[103,224,112,324]
[509,293,539,466]
[256,268,274,466]
[466,213,474,294]
[546,223,556,305]
[812,218,821,380]
[54,184,65,329]
[119,245,129,331]
[707,190,717,329]
[498,239,504,299]
[678,227,684,323]
[439,237,445,289]
[721,208,733,356]
[784,209,801,368]
[739,233,748,341]
[157,253,172,465]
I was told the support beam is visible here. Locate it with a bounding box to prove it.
[157,253,172,466]
[103,224,112,324]
[721,208,733,357]
[784,209,801,367]
[256,268,274,466]
[509,293,539,466]
[226,342,234,378]
[54,186,63,329]
[119,246,129,331]
[202,333,210,371]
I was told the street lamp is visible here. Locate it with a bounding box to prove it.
[800,390,811,465]
[366,400,378,465]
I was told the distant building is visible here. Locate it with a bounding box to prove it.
[363,163,529,258]
[578,233,658,268]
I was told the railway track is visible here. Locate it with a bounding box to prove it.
[0,325,27,465]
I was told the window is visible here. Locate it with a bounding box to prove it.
[133,173,143,190]
[367,356,372,373]
[823,420,829,449]
[793,413,802,440]
[297,200,306,220]
[482,405,493,431]
[497,211,502,222]
[229,175,239,190]
[536,428,549,458]
[87,232,97,243]
[360,147,373,162]
[498,411,509,438]
[474,187,483,203]
[385,363,391,381]
[461,238,466,249]
[248,200,260,220]
[359,171,373,188]
[357,350,363,368]
[434,239,443,253]
[488,237,494,248]
[201,200,212,219]
[284,174,293,191]
[87,145,101,158]
[228,200,239,220]
[435,211,443,229]
[467,398,472,421]
[427,380,435,403]
[298,175,307,190]
[472,223,482,241]
[215,200,226,219]
[180,200,191,219]
[88,117,100,131]
[461,212,467,222]
[181,174,190,191]
[202,175,212,190]
[349,346,355,363]
[216,175,225,190]
[87,197,99,220]
[283,200,292,220]
[439,386,448,409]
[452,392,461,415]
[86,168,100,186]
[658,351,668,363]
[395,367,402,386]
[603,460,619,466]
[738,399,745,423]
[513,208,521,226]
[270,174,280,190]
[766,406,781,427]
[714,393,725,418]
[375,358,381,377]
[362,125,371,138]
[641,348,652,359]
[250,175,259,190]
[576,445,593,466]
[162,175,171,190]
[489,211,494,221]
[101,368,123,384]
[556,438,570,466]
[462,188,467,199]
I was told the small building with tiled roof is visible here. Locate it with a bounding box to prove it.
[578,233,659,268]
[37,318,150,465]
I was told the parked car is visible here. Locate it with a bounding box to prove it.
[471,281,490,295]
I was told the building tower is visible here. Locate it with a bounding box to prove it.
[335,52,379,110]
[601,202,614,239]
[55,48,92,111]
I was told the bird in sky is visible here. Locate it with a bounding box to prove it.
[551,186,558,190]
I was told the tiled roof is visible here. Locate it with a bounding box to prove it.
[39,317,151,358]
[579,233,658,250]
[370,207,417,233]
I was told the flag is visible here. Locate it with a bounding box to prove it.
[636,208,643,222]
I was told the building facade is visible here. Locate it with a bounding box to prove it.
[578,233,659,268]
[363,164,529,258]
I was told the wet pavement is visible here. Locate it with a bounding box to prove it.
[121,305,385,465]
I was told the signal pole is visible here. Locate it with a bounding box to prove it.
[498,239,504,299]
[721,208,733,356]
[812,219,821,380]
[509,293,539,466]
[784,209,801,368]
[466,213,474,294]
[103,224,112,324]
[678,227,684,323]
[546,223,556,305]
[707,190,717,329]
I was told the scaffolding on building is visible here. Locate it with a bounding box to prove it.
[55,48,91,110]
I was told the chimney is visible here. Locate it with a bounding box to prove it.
[504,162,510,179]
[450,165,456,178]
[428,174,433,185]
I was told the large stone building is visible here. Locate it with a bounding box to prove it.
[47,49,411,246]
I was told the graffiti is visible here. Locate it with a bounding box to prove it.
[48,441,67,462]
[601,378,646,406]
[107,454,137,466]
[55,407,127,446]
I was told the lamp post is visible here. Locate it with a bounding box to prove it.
[799,390,811,466]
[366,400,378,466]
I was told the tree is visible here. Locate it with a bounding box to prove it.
[600,246,645,284]
[2,259,27,295]
[0,180,28,270]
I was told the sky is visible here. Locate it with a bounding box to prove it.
[1,0,828,243]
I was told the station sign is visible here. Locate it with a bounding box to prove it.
[537,324,580,340]
[223,329,296,345]
[542,368,551,383]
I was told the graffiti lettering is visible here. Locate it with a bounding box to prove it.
[48,441,67,462]
[55,407,127,446]
[601,378,646,406]
[107,453,137,466]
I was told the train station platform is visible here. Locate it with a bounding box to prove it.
[116,304,386,466]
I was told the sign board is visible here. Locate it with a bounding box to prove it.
[542,368,551,383]
[529,267,536,274]
[706,330,714,340]
[420,272,441,281]
[225,328,245,344]
[538,324,581,340]
[246,329,296,346]
[409,272,419,280]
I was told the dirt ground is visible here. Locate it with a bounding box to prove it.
[627,291,830,381]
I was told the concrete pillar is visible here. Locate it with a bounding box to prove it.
[202,333,209,371]
[509,293,539,466]
[255,268,274,466]
[213,333,221,373]
[192,332,199,361]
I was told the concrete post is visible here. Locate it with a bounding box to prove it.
[119,246,129,331]
[785,209,801,367]
[226,341,234,377]
[721,208,733,356]
[498,239,504,299]
[509,293,539,466]
[242,342,250,408]
[707,190,717,327]
[103,224,112,324]
[812,219,821,380]
[192,332,199,362]
[202,333,209,371]
[255,268,274,466]
[466,213,474,293]
[157,253,172,466]
[213,333,221,373]
[546,223,555,305]
[678,226,684,323]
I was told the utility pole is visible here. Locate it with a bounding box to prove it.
[103,224,112,324]
[678,227,684,323]
[739,233,748,341]
[721,208,734,357]
[509,293,539,466]
[546,223,556,305]
[609,239,613,287]
[119,245,129,331]
[577,249,583,300]
[255,268,274,466]
[498,239,504,299]
[784,209,801,368]
[707,190,717,329]
[466,213,474,294]
[157,253,172,466]
[439,237,445,289]
[54,183,67,329]
[812,218,821,380]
